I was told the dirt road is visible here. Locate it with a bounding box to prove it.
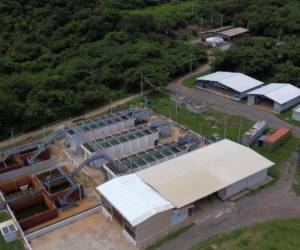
[160,152,300,250]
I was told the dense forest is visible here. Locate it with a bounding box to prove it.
[0,0,300,139]
[0,0,206,138]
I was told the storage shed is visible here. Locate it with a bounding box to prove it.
[259,127,291,152]
[97,174,193,248]
[197,72,264,100]
[214,27,249,41]
[292,105,300,121]
[248,83,300,113]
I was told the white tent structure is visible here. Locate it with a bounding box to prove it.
[248,83,300,113]
[197,72,264,100]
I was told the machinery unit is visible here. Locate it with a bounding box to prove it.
[242,121,268,146]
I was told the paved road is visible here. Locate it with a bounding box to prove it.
[0,93,144,150]
[160,152,300,250]
[168,75,300,139]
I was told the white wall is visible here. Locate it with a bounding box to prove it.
[218,169,268,200]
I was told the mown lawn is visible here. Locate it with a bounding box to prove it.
[192,219,300,250]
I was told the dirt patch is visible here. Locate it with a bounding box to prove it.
[30,213,138,250]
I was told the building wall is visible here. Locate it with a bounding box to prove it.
[135,207,194,249]
[68,118,135,152]
[84,118,135,141]
[218,169,268,200]
[104,131,159,160]
[247,95,256,105]
[273,96,300,113]
[292,110,300,121]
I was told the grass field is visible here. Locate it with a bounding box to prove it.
[146,225,193,250]
[0,211,24,250]
[0,211,10,223]
[278,109,300,127]
[251,135,300,180]
[293,163,300,196]
[148,93,253,142]
[182,70,212,88]
[192,219,300,250]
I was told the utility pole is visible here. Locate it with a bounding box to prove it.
[175,102,178,121]
[140,72,144,96]
[11,128,16,148]
[220,14,223,26]
[210,16,213,28]
[110,99,112,114]
[200,15,203,31]
[237,120,241,143]
[190,54,193,73]
[223,118,227,139]
[43,126,46,143]
[191,2,194,16]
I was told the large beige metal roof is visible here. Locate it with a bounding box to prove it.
[218,27,249,37]
[137,139,273,208]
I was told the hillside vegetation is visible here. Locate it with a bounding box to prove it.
[0,0,206,138]
[1,0,300,139]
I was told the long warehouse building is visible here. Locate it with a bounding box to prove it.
[197,71,264,100]
[98,139,273,248]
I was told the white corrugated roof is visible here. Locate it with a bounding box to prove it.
[248,83,300,104]
[137,139,273,208]
[97,174,174,226]
[197,71,264,93]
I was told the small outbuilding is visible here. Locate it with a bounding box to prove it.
[197,71,264,100]
[248,83,300,113]
[214,27,249,41]
[292,105,300,121]
[258,127,291,152]
[97,174,193,248]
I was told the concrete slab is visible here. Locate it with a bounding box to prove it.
[30,213,137,250]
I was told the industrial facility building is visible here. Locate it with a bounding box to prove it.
[97,139,273,248]
[102,134,204,179]
[67,109,149,152]
[197,72,264,100]
[248,83,300,113]
[81,125,160,167]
